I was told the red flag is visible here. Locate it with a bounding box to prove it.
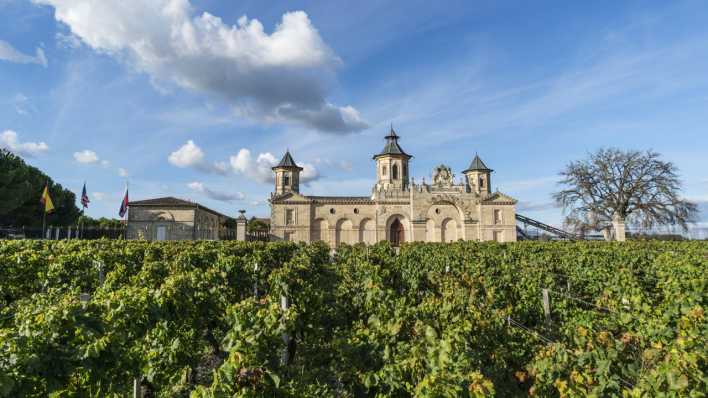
[81,182,90,208]
[118,185,129,218]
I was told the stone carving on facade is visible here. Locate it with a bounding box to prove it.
[150,211,176,222]
[429,193,479,221]
[432,165,455,187]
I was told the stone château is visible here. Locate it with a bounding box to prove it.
[269,128,517,246]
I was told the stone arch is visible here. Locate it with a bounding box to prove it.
[335,218,354,246]
[441,218,458,242]
[385,214,409,245]
[427,201,464,241]
[312,218,328,242]
[359,218,376,244]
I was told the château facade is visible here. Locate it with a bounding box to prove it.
[269,128,517,246]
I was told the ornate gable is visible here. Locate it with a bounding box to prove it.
[482,191,517,205]
[270,192,310,204]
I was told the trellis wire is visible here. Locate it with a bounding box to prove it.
[506,315,636,390]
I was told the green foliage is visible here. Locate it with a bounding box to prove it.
[0,149,81,227]
[247,217,269,233]
[0,240,706,397]
[76,216,124,229]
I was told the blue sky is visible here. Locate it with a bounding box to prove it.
[1,0,707,226]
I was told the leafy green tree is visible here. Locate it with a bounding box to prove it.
[76,215,124,228]
[248,217,270,233]
[0,149,81,227]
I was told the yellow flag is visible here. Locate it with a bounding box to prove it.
[40,184,55,213]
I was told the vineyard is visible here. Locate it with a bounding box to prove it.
[0,240,705,397]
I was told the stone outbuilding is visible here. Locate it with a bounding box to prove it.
[126,197,234,241]
[270,128,518,246]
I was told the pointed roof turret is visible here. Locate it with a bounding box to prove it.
[463,153,493,173]
[272,150,303,170]
[373,125,412,159]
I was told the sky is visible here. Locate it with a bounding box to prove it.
[1,0,707,227]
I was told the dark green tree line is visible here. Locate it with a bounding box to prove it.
[0,149,81,227]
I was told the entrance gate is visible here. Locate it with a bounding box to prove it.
[390,218,404,246]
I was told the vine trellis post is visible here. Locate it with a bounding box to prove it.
[253,262,259,299]
[542,288,551,326]
[280,286,291,365]
[96,261,105,285]
[133,377,141,398]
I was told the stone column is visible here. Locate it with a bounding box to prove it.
[236,210,248,241]
[612,214,626,242]
[411,220,427,241]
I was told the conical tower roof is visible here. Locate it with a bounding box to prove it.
[272,150,303,170]
[463,154,492,173]
[373,126,412,159]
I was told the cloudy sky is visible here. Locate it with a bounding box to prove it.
[1,0,707,225]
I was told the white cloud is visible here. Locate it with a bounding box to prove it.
[34,0,367,133]
[0,130,49,157]
[118,167,128,177]
[168,140,227,174]
[12,93,30,115]
[168,140,204,167]
[301,163,320,183]
[73,149,99,164]
[92,192,106,201]
[55,32,82,49]
[187,181,244,202]
[0,40,47,67]
[229,148,319,184]
[100,159,110,167]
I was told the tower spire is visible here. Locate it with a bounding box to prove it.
[386,123,399,140]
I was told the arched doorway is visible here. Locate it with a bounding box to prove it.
[441,218,458,242]
[390,218,404,246]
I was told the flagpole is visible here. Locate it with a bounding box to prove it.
[81,181,86,239]
[42,180,47,239]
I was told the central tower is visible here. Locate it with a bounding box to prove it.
[373,127,412,191]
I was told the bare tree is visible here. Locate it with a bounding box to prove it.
[553,148,698,236]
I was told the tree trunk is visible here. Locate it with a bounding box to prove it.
[612,214,626,242]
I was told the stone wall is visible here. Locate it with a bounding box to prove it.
[127,206,225,241]
[271,189,517,246]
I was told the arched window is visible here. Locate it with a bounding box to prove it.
[392,164,398,180]
[479,176,485,188]
[283,173,290,186]
[403,164,407,179]
[382,166,387,176]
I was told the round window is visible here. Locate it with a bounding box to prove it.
[435,208,441,215]
[354,208,359,214]
[330,208,336,214]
